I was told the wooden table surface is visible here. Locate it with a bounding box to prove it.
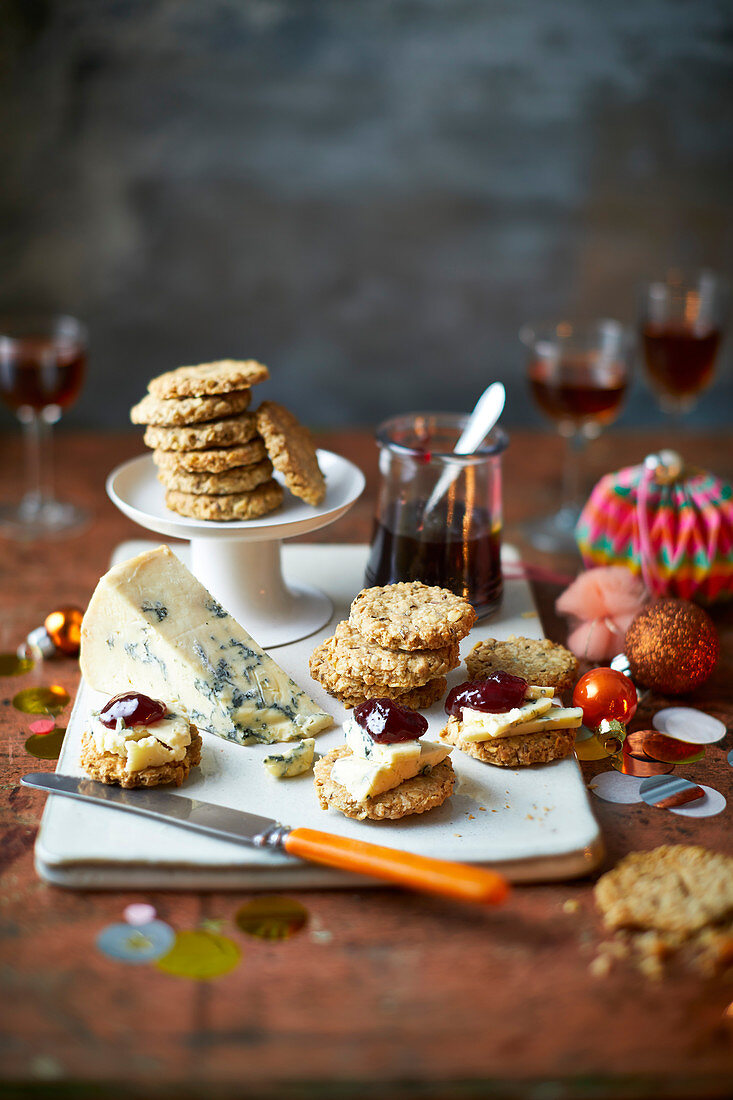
[1,428,732,1100]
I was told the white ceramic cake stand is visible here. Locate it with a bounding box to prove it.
[107,451,365,647]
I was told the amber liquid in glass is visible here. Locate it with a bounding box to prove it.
[365,502,502,614]
[528,353,627,426]
[0,336,86,412]
[641,322,720,399]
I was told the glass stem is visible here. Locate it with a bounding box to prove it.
[19,408,54,516]
[560,430,586,516]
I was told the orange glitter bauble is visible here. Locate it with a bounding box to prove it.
[625,599,718,695]
[44,606,84,657]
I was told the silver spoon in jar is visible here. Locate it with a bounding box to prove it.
[421,382,506,523]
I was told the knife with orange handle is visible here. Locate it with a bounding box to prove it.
[22,772,509,906]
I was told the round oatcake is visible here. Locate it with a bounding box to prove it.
[349,582,476,652]
[157,458,273,496]
[130,389,252,427]
[465,635,578,692]
[440,716,575,767]
[143,413,258,451]
[309,639,447,709]
[148,359,269,399]
[165,479,283,521]
[314,744,454,821]
[595,846,733,936]
[326,621,459,687]
[256,401,326,506]
[80,728,202,789]
[153,438,268,473]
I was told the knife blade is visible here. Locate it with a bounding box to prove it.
[22,772,509,906]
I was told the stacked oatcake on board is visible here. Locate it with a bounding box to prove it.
[131,359,326,520]
[310,581,476,709]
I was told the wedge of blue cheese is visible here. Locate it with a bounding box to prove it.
[330,716,452,802]
[263,738,316,778]
[80,546,333,745]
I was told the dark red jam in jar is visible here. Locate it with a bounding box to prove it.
[100,692,167,729]
[353,698,428,743]
[445,672,528,718]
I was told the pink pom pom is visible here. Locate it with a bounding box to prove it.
[556,566,646,620]
[557,566,649,661]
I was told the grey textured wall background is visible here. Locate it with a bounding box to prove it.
[1,0,732,431]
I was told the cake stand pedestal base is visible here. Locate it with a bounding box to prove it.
[189,537,333,647]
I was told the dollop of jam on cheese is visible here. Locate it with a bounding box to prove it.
[93,694,191,773]
[444,672,528,719]
[353,698,428,743]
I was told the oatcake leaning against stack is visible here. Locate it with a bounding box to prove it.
[309,581,476,710]
[131,360,326,520]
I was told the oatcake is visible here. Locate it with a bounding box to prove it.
[595,846,733,936]
[130,389,252,427]
[153,439,268,473]
[309,639,447,709]
[256,401,326,506]
[80,728,202,789]
[143,413,259,451]
[326,621,459,687]
[466,635,578,692]
[314,744,454,821]
[148,359,269,398]
[165,479,283,521]
[157,458,273,496]
[441,716,575,767]
[349,582,476,652]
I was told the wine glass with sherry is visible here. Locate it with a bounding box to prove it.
[520,319,632,554]
[639,270,725,415]
[0,314,88,538]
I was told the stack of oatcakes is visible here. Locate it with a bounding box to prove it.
[310,581,476,709]
[130,360,326,520]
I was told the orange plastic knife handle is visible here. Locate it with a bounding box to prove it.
[283,827,509,906]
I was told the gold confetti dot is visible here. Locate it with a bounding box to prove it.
[13,685,70,715]
[0,653,35,677]
[235,896,308,940]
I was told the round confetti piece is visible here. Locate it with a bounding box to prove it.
[728,749,733,767]
[574,735,610,761]
[25,728,65,760]
[0,653,35,677]
[155,930,241,981]
[652,707,727,745]
[28,717,56,736]
[639,732,705,765]
[12,685,70,716]
[611,751,674,778]
[666,784,726,818]
[97,920,175,963]
[639,775,705,810]
[124,903,157,926]
[589,771,645,804]
[235,896,308,940]
[575,724,595,743]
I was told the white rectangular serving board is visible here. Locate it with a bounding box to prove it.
[35,543,602,889]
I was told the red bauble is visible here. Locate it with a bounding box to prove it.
[572,667,638,729]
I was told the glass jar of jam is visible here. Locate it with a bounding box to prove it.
[365,412,508,620]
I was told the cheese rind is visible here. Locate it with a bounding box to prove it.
[80,546,333,745]
[263,738,316,778]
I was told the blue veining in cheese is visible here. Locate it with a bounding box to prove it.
[80,546,333,745]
